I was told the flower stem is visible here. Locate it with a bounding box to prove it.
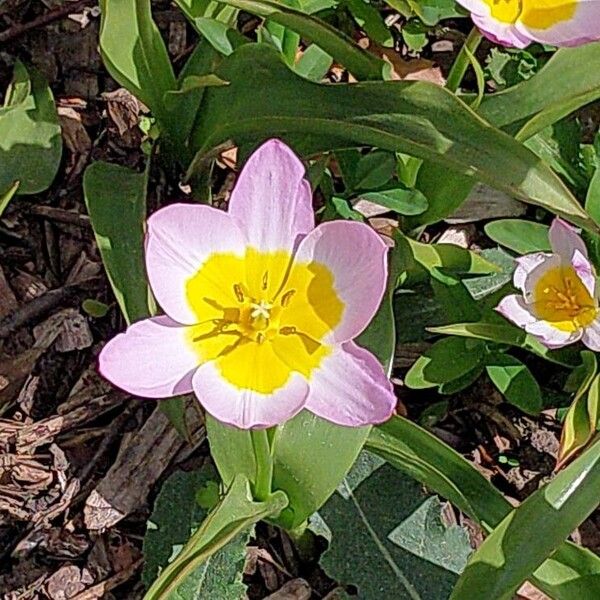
[446,28,484,94]
[250,428,274,501]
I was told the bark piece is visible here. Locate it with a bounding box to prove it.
[84,402,204,530]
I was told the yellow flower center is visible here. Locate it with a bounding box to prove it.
[184,248,343,393]
[482,0,576,28]
[532,265,597,332]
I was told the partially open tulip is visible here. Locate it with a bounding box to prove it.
[99,139,396,429]
[456,0,600,48]
[497,218,600,350]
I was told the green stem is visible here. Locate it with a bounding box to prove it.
[251,428,274,501]
[446,28,484,94]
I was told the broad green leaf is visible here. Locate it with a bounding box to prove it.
[387,496,472,575]
[559,352,599,468]
[174,0,241,56]
[429,321,580,368]
[143,468,248,599]
[429,270,481,323]
[484,219,550,255]
[367,416,600,599]
[478,42,600,139]
[83,161,150,324]
[407,238,499,278]
[485,353,542,415]
[463,248,514,300]
[0,62,62,195]
[295,44,333,81]
[353,150,396,189]
[357,187,428,216]
[320,463,459,599]
[188,44,595,232]
[217,0,385,80]
[451,436,600,600]
[405,337,485,390]
[144,475,287,599]
[99,0,178,139]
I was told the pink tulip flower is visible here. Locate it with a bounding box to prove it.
[497,218,600,349]
[99,139,396,429]
[456,0,600,48]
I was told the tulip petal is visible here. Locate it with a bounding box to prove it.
[98,316,199,397]
[514,252,551,292]
[304,341,396,426]
[496,294,582,348]
[471,12,532,48]
[228,139,314,253]
[192,362,308,429]
[145,204,246,324]
[572,249,596,298]
[583,317,600,351]
[516,1,600,47]
[293,221,388,343]
[549,218,588,262]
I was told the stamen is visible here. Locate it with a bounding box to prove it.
[257,332,266,344]
[281,289,296,307]
[280,326,297,335]
[262,271,269,291]
[233,284,245,303]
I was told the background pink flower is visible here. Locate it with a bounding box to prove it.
[497,218,600,350]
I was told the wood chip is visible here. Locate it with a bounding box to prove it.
[45,565,93,600]
[0,265,18,319]
[446,183,526,224]
[264,578,312,600]
[84,401,205,530]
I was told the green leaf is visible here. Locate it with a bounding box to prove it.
[484,218,551,255]
[81,299,110,319]
[295,44,333,81]
[478,42,600,140]
[463,248,514,300]
[387,496,472,575]
[405,337,485,390]
[428,321,580,368]
[83,161,150,324]
[0,62,62,195]
[188,44,595,232]
[216,0,385,80]
[407,237,500,278]
[143,467,248,599]
[367,416,600,599]
[320,462,460,599]
[346,0,393,48]
[451,436,600,600]
[485,353,542,415]
[353,150,396,190]
[0,180,19,217]
[357,187,428,216]
[99,0,177,139]
[559,352,599,468]
[144,475,287,599]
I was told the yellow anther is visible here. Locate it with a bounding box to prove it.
[281,289,296,307]
[233,284,245,303]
